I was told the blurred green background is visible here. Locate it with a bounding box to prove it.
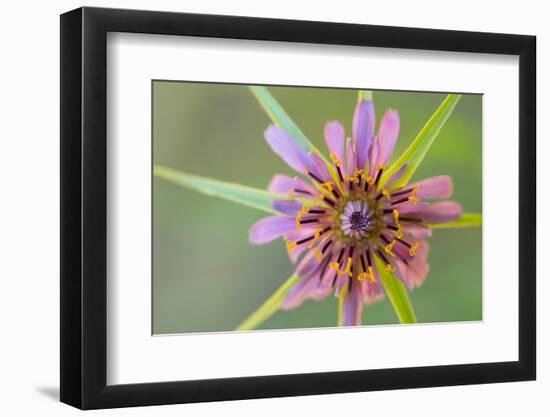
[152,81,482,334]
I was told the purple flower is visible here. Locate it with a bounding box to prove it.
[249,99,462,326]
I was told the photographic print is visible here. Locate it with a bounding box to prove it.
[152,82,482,334]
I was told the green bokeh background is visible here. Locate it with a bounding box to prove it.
[152,82,482,334]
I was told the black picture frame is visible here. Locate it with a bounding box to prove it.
[60,6,536,410]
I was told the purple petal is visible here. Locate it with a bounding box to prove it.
[249,216,296,244]
[396,202,430,214]
[367,137,379,177]
[319,247,343,288]
[284,228,316,262]
[361,276,384,304]
[342,283,363,326]
[409,175,453,199]
[377,109,400,166]
[293,177,319,196]
[352,100,375,170]
[280,267,331,310]
[268,174,295,194]
[265,125,315,175]
[385,164,408,188]
[309,152,332,182]
[272,200,303,215]
[324,121,346,170]
[296,249,321,277]
[402,224,433,239]
[394,241,430,289]
[403,201,462,224]
[346,137,357,174]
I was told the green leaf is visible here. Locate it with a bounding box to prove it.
[375,257,417,324]
[249,86,317,153]
[382,94,462,188]
[154,165,288,214]
[430,213,482,228]
[337,287,347,326]
[358,90,373,102]
[236,274,301,331]
[249,85,339,187]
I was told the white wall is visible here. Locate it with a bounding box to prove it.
[0,0,545,415]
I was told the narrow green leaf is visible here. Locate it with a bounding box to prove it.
[382,94,462,188]
[249,85,339,187]
[375,257,417,324]
[358,90,373,102]
[236,274,301,331]
[337,287,347,326]
[154,165,287,214]
[430,213,482,228]
[249,86,316,153]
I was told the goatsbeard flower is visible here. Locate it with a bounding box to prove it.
[249,100,462,326]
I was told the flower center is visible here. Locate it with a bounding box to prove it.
[340,200,375,239]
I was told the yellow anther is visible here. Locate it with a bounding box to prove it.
[362,175,375,185]
[376,164,385,171]
[339,257,353,276]
[330,153,341,167]
[313,248,323,262]
[384,264,395,273]
[317,193,325,201]
[295,204,312,230]
[382,189,391,199]
[285,240,297,254]
[354,169,364,177]
[409,242,421,257]
[358,272,368,282]
[408,187,419,204]
[321,182,334,192]
[393,209,400,223]
[308,230,321,249]
[344,175,360,184]
[392,210,403,238]
[367,266,376,283]
[385,240,396,254]
[329,262,340,271]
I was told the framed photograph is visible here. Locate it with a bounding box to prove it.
[60,6,536,409]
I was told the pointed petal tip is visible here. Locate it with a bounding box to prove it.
[264,125,310,175]
[249,215,296,245]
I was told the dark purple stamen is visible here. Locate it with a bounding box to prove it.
[391,197,410,205]
[374,168,384,186]
[360,254,367,272]
[375,192,385,201]
[308,171,323,184]
[380,234,391,245]
[336,166,344,182]
[376,249,390,265]
[395,237,412,248]
[399,216,423,223]
[391,188,412,198]
[366,250,373,267]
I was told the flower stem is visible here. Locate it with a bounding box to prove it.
[375,257,417,324]
[337,287,347,326]
[236,274,301,331]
